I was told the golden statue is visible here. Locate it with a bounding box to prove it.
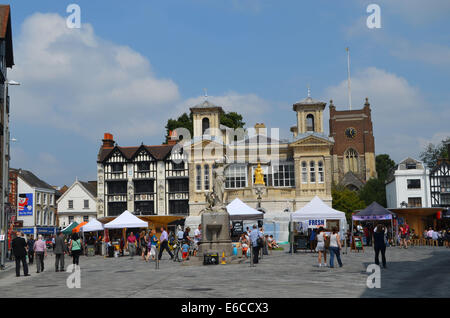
[254,162,265,185]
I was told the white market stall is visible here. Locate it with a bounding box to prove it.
[81,218,104,232]
[226,198,264,240]
[104,210,149,229]
[226,198,264,221]
[290,196,348,253]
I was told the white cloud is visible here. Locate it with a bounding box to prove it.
[10,13,180,142]
[324,67,449,161]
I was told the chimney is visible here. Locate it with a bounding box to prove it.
[167,130,178,146]
[102,133,115,149]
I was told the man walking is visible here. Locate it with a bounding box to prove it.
[249,225,263,264]
[26,235,35,265]
[11,232,30,277]
[33,235,47,273]
[54,231,66,272]
[158,227,174,260]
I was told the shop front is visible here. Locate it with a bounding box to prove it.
[389,208,442,237]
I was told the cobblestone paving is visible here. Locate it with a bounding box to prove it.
[0,245,448,298]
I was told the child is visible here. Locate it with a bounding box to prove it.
[182,242,190,261]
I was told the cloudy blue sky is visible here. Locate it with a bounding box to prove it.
[7,0,450,186]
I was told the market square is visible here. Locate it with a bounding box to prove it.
[0,2,449,301]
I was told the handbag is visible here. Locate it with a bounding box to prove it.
[257,237,264,247]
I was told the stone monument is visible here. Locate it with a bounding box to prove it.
[196,158,233,262]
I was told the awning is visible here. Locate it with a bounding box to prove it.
[226,198,264,221]
[61,222,79,235]
[104,210,149,229]
[353,202,395,221]
[72,222,88,233]
[81,219,105,232]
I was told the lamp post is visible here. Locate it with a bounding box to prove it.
[0,79,19,270]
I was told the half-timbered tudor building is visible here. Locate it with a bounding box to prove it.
[430,141,450,209]
[96,133,189,217]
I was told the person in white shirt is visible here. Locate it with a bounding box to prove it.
[193,224,202,256]
[316,227,327,267]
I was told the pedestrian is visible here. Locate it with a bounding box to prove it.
[127,231,136,257]
[69,233,83,266]
[146,229,158,261]
[158,227,174,260]
[181,241,190,261]
[183,227,192,245]
[328,227,343,268]
[193,224,202,256]
[309,229,317,252]
[26,235,35,265]
[249,224,263,264]
[54,231,66,272]
[374,224,387,268]
[316,227,327,267]
[140,231,147,261]
[11,232,30,277]
[33,234,47,273]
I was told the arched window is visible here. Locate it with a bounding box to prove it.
[310,161,316,183]
[345,149,359,173]
[306,114,315,132]
[202,117,210,135]
[301,161,308,183]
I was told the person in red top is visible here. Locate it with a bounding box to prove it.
[127,232,137,257]
[399,225,408,249]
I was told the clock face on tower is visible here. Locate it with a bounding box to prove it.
[345,127,357,139]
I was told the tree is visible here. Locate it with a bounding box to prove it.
[419,138,449,169]
[375,154,395,182]
[219,112,245,130]
[359,178,386,207]
[164,111,245,143]
[332,185,366,223]
[164,112,193,143]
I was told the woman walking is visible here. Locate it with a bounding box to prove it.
[328,227,343,268]
[69,233,83,266]
[140,231,147,261]
[316,227,327,267]
[373,224,387,268]
[146,229,158,262]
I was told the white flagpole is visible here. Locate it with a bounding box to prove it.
[346,47,352,110]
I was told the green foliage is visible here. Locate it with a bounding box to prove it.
[375,154,395,182]
[359,178,386,207]
[220,112,245,130]
[164,112,193,143]
[332,185,366,223]
[419,138,449,168]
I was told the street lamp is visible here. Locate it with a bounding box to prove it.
[0,79,20,270]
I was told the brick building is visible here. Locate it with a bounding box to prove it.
[329,98,377,190]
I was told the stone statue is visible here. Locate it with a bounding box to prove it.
[203,156,231,212]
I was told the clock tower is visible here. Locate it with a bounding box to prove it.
[329,98,377,190]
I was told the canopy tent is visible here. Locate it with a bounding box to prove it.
[290,196,348,254]
[61,222,79,235]
[291,196,348,231]
[81,219,105,232]
[226,198,264,221]
[353,202,395,221]
[104,210,149,229]
[72,222,88,233]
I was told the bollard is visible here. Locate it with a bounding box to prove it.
[155,246,160,270]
